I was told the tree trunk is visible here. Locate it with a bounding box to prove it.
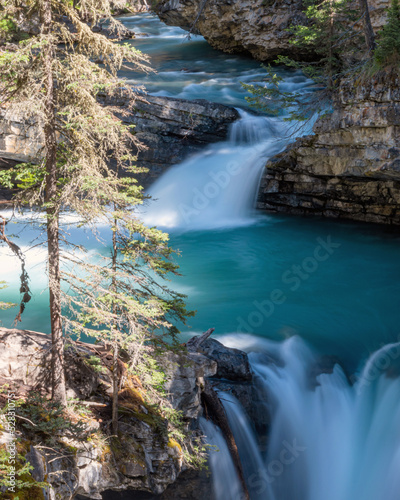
[359,0,376,52]
[112,340,119,435]
[328,0,334,90]
[42,1,67,405]
[111,218,119,435]
[201,381,250,500]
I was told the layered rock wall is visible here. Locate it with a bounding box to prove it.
[0,94,239,196]
[155,0,390,62]
[258,72,400,224]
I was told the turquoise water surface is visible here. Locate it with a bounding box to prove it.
[1,14,399,376]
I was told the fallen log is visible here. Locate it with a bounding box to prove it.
[186,327,215,351]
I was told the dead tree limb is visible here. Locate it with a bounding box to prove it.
[0,215,31,324]
[189,327,250,499]
[187,0,209,38]
[186,327,215,351]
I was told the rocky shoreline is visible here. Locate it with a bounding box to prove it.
[0,94,239,199]
[0,328,256,499]
[155,0,390,62]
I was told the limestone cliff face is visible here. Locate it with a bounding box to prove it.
[155,0,390,62]
[156,0,308,61]
[0,95,239,197]
[257,71,400,225]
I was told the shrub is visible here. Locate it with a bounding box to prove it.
[374,0,400,66]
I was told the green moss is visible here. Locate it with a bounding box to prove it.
[4,476,46,500]
[167,438,182,453]
[110,435,146,468]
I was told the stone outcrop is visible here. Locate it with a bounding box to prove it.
[0,94,239,195]
[156,0,308,61]
[0,327,217,499]
[188,337,252,382]
[110,0,150,15]
[0,328,262,499]
[155,0,390,62]
[187,336,257,429]
[257,71,400,225]
[118,95,239,185]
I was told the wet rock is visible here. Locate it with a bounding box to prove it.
[121,95,240,186]
[161,350,217,418]
[98,468,214,500]
[187,336,252,382]
[258,70,400,225]
[0,95,239,188]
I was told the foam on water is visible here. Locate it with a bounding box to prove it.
[205,336,400,500]
[140,112,289,231]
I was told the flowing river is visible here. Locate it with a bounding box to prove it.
[1,13,400,500]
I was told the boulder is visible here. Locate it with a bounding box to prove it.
[187,336,252,382]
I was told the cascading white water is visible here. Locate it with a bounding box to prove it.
[199,417,244,500]
[219,391,267,500]
[141,112,288,231]
[207,336,400,500]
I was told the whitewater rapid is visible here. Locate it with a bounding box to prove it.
[208,335,400,500]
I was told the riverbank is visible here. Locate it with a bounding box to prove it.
[0,327,254,499]
[153,1,400,227]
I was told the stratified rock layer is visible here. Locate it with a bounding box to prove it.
[0,94,239,193]
[155,0,390,62]
[257,71,400,225]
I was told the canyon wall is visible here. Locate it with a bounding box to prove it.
[258,71,400,225]
[0,94,239,199]
[155,0,390,61]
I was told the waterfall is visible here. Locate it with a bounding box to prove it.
[204,336,400,500]
[219,392,269,500]
[199,417,244,500]
[141,112,287,231]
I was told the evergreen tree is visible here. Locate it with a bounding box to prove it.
[242,0,373,122]
[64,183,194,433]
[374,0,400,66]
[0,0,192,420]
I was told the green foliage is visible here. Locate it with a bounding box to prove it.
[0,0,200,469]
[0,444,47,499]
[242,65,321,121]
[0,13,16,41]
[0,282,17,311]
[17,393,86,443]
[288,0,360,84]
[242,0,362,123]
[374,0,400,66]
[84,355,106,373]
